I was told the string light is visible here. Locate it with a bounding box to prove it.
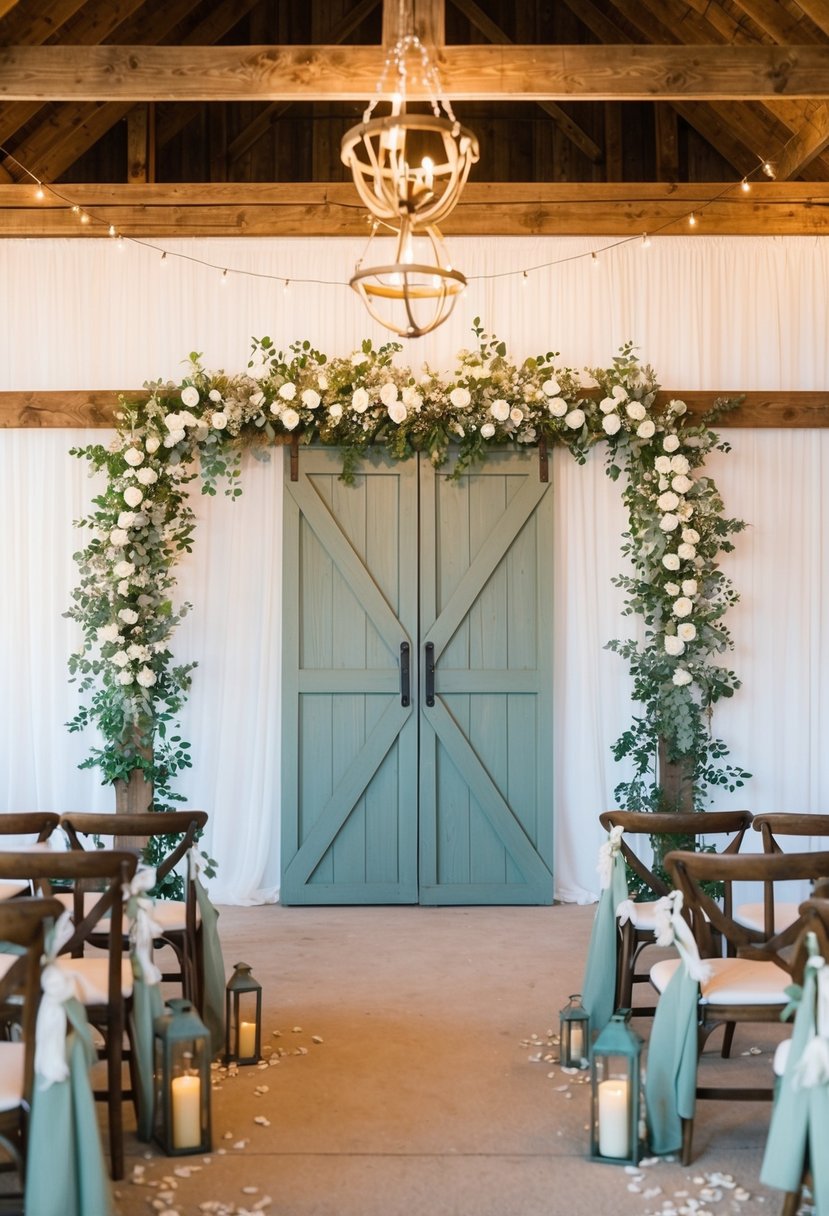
[283,279,290,294]
[0,144,775,293]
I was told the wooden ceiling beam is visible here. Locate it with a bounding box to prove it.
[1,181,828,237]
[383,0,444,46]
[773,103,829,179]
[2,387,825,430]
[450,0,601,163]
[5,43,829,102]
[0,0,21,18]
[795,0,829,37]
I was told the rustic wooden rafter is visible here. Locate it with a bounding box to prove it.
[3,43,829,103]
[2,181,829,238]
[2,387,825,430]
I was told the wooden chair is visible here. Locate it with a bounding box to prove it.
[0,814,61,902]
[0,896,64,1204]
[0,850,138,1180]
[598,810,753,1012]
[736,814,829,936]
[659,848,829,1165]
[61,811,208,1005]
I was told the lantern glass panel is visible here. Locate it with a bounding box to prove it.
[588,1011,643,1166]
[559,994,590,1069]
[225,961,262,1065]
[153,998,212,1156]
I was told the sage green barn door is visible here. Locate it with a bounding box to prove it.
[280,449,419,904]
[418,452,554,904]
[281,448,553,905]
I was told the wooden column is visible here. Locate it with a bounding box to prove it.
[657,736,695,813]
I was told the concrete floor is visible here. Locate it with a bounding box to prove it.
[105,902,800,1216]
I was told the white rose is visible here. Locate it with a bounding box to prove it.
[637,420,656,439]
[208,389,222,402]
[302,388,322,410]
[164,430,186,447]
[137,667,157,688]
[164,412,183,431]
[481,422,496,439]
[612,385,629,402]
[181,385,200,409]
[179,411,198,429]
[660,513,679,532]
[124,448,144,467]
[281,408,300,431]
[664,635,685,656]
[678,622,697,642]
[657,491,680,512]
[352,387,369,413]
[114,560,134,579]
[112,650,130,668]
[510,407,524,424]
[211,412,228,430]
[663,434,681,453]
[328,403,343,421]
[603,414,622,436]
[548,398,568,418]
[379,382,398,407]
[96,623,120,644]
[672,474,693,494]
[450,387,471,409]
[118,608,139,625]
[542,378,560,396]
[279,383,297,401]
[109,528,129,547]
[670,454,690,475]
[664,582,680,597]
[117,579,129,596]
[673,597,693,618]
[318,375,329,391]
[388,402,407,425]
[682,528,700,545]
[677,543,697,560]
[127,644,145,660]
[117,512,135,529]
[682,579,698,596]
[599,397,617,414]
[491,399,510,422]
[626,402,646,421]
[662,552,680,571]
[145,436,160,454]
[123,485,144,509]
[250,390,265,408]
[677,502,694,521]
[654,456,672,474]
[565,408,585,429]
[118,671,134,686]
[136,467,158,486]
[402,386,422,409]
[658,477,669,491]
[668,398,687,415]
[673,669,693,687]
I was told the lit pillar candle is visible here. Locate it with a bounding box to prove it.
[238,1021,256,1058]
[570,1023,585,1061]
[171,1074,201,1149]
[598,1077,630,1158]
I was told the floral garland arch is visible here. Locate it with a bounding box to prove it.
[67,320,750,839]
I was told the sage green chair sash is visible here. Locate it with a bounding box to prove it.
[761,937,829,1210]
[582,832,629,1038]
[25,998,114,1216]
[131,958,164,1141]
[195,874,225,1054]
[644,962,699,1154]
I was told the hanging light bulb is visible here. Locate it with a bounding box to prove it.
[349,217,466,339]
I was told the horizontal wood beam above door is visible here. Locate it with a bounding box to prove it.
[1,182,828,237]
[4,44,829,102]
[1,389,825,429]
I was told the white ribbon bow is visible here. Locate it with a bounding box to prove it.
[597,826,624,891]
[123,865,163,986]
[649,889,712,983]
[187,845,202,881]
[34,910,76,1088]
[794,951,829,1089]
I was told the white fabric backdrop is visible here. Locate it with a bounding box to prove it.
[1,235,827,902]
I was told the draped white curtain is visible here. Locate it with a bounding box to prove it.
[1,235,827,902]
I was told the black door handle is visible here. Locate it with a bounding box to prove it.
[399,642,410,707]
[425,642,435,707]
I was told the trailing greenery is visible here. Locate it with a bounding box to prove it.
[66,325,749,878]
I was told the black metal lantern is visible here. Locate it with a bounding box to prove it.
[224,961,262,1065]
[589,1009,643,1165]
[559,993,590,1069]
[153,998,212,1156]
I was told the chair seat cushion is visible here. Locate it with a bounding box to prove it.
[734,902,799,934]
[651,956,790,1005]
[55,891,198,933]
[0,880,29,901]
[0,1042,24,1112]
[54,956,133,1003]
[618,900,662,930]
